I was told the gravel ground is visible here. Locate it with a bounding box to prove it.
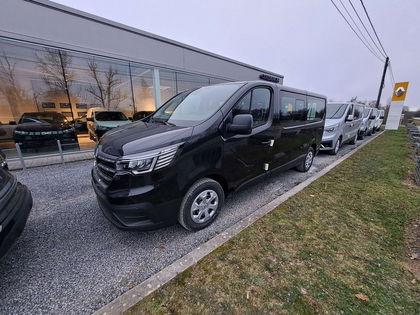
[0,139,369,314]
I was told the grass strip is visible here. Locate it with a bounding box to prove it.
[127,129,420,314]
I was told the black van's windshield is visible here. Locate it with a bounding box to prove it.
[95,111,128,121]
[326,104,348,119]
[151,83,243,126]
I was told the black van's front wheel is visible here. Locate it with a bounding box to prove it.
[178,178,225,231]
[296,147,315,172]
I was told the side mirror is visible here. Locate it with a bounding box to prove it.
[128,117,133,121]
[227,114,252,135]
[87,117,94,122]
[346,114,354,122]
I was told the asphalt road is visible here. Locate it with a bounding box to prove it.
[0,138,370,314]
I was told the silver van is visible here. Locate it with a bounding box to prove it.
[321,102,363,155]
[358,106,373,138]
[370,108,379,134]
[375,109,385,131]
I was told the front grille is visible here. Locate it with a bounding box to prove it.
[95,154,116,184]
[155,146,178,170]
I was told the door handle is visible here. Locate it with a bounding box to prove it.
[261,139,274,147]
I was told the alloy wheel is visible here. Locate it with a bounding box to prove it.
[190,190,219,224]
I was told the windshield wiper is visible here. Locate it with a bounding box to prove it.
[150,117,175,126]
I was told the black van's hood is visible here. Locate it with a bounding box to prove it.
[98,121,193,157]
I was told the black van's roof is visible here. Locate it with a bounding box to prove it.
[219,80,327,100]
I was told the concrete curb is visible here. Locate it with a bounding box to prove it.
[94,132,384,315]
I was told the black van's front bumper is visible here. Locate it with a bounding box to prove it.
[0,181,33,259]
[91,168,182,230]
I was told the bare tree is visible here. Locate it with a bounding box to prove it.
[37,49,75,119]
[0,52,28,121]
[86,59,126,110]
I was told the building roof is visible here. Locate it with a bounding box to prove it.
[27,0,283,79]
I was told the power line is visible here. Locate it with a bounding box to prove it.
[329,0,385,62]
[337,0,384,60]
[347,0,387,58]
[359,0,389,57]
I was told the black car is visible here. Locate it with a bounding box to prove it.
[92,81,326,231]
[0,150,33,259]
[132,111,154,121]
[14,112,78,148]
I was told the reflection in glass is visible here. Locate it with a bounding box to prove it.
[0,37,231,159]
[131,64,155,112]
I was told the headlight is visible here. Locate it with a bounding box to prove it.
[116,143,182,175]
[14,130,27,135]
[325,125,338,133]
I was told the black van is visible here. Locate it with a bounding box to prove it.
[92,81,326,231]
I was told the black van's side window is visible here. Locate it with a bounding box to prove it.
[280,96,295,121]
[232,88,271,128]
[279,93,307,121]
[307,97,326,121]
[250,88,270,127]
[232,92,251,116]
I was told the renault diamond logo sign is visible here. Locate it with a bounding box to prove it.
[395,86,405,97]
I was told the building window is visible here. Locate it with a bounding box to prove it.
[42,102,56,108]
[176,73,210,93]
[60,103,71,108]
[131,64,155,112]
[159,70,177,105]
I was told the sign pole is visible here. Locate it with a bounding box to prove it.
[375,57,389,108]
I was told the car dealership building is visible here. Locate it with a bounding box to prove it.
[0,0,283,158]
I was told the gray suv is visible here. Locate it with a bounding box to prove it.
[321,102,363,155]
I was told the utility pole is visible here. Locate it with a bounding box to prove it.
[375,56,389,108]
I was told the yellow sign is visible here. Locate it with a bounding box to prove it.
[391,82,409,101]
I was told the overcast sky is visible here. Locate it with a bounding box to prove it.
[54,0,419,109]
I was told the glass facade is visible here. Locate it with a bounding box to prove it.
[0,37,230,158]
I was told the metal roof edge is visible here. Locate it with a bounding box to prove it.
[24,0,284,79]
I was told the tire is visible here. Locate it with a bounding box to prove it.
[329,138,341,155]
[296,147,315,172]
[178,178,225,231]
[359,130,365,140]
[350,133,357,145]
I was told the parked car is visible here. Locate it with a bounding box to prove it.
[74,114,88,133]
[0,121,17,142]
[133,111,154,121]
[0,149,7,169]
[375,109,385,131]
[87,109,132,141]
[13,112,78,149]
[358,106,373,139]
[321,102,363,155]
[370,108,380,134]
[92,81,326,231]
[0,149,33,259]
